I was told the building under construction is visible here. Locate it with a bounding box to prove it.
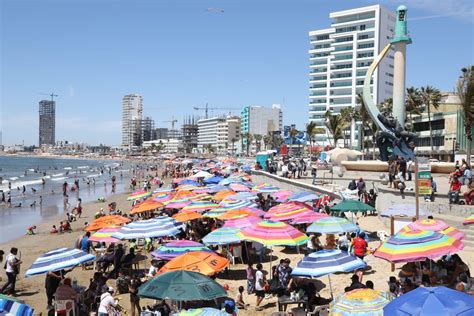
[181,116,199,153]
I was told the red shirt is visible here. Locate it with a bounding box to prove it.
[450,180,461,191]
[352,237,368,257]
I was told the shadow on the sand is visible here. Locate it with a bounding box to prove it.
[16,290,40,297]
[218,268,247,280]
[279,247,305,255]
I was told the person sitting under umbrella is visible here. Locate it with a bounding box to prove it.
[54,277,78,302]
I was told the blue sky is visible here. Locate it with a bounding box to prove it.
[1,0,473,146]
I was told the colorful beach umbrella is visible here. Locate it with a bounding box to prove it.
[151,240,212,261]
[291,250,366,278]
[307,217,359,234]
[0,296,34,316]
[216,209,256,220]
[219,199,258,210]
[208,185,228,194]
[181,201,219,213]
[238,220,309,247]
[330,288,393,316]
[229,183,250,192]
[159,251,229,276]
[89,226,120,243]
[440,226,465,240]
[400,223,465,241]
[175,308,228,316]
[138,270,227,301]
[222,192,257,201]
[213,190,236,201]
[190,171,214,179]
[130,200,163,214]
[188,193,213,201]
[290,211,329,225]
[463,214,474,225]
[288,191,320,202]
[164,198,192,209]
[204,176,223,184]
[153,192,174,203]
[252,183,280,193]
[176,184,200,192]
[202,227,241,245]
[383,286,474,315]
[271,190,294,202]
[173,211,203,222]
[265,201,313,221]
[85,215,131,232]
[373,229,464,263]
[127,190,152,201]
[112,217,183,240]
[223,216,262,228]
[407,219,448,231]
[203,208,229,218]
[25,248,96,277]
[330,200,375,213]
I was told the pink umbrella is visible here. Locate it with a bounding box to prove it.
[224,216,262,228]
[408,219,449,231]
[153,193,174,203]
[89,227,120,243]
[290,211,329,224]
[229,183,250,192]
[164,198,192,209]
[441,226,465,240]
[271,190,294,202]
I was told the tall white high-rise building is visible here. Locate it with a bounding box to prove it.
[122,93,143,148]
[308,5,395,145]
[198,116,240,153]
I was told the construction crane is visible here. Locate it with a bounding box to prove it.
[193,103,240,119]
[163,116,178,130]
[38,92,58,103]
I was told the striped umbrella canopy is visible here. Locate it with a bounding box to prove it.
[222,192,257,201]
[213,190,236,201]
[252,183,280,193]
[292,250,366,278]
[181,201,219,213]
[373,229,464,263]
[188,193,214,201]
[173,211,203,222]
[0,296,34,316]
[290,211,329,225]
[463,214,474,225]
[216,209,257,220]
[192,187,213,194]
[271,190,294,202]
[176,184,201,192]
[224,216,262,228]
[307,217,359,234]
[153,192,174,203]
[202,227,241,245]
[164,198,192,209]
[85,215,131,232]
[265,201,313,221]
[219,199,258,210]
[238,220,309,247]
[159,251,229,276]
[330,289,393,316]
[401,223,465,241]
[151,240,212,261]
[330,200,375,213]
[25,248,96,277]
[219,178,245,186]
[203,208,229,218]
[204,176,223,184]
[112,217,183,240]
[189,170,214,179]
[127,190,152,201]
[175,308,228,316]
[289,191,320,202]
[153,188,174,193]
[229,183,250,192]
[407,219,449,231]
[176,179,200,186]
[89,226,120,243]
[131,200,163,214]
[208,185,229,193]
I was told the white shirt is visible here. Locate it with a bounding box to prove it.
[5,254,17,273]
[255,270,264,291]
[148,265,158,277]
[98,292,117,313]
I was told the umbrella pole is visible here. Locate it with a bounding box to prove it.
[328,274,333,299]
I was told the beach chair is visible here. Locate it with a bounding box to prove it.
[307,304,329,316]
[54,299,76,316]
[228,245,243,265]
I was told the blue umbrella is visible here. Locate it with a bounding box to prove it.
[292,250,366,278]
[208,185,228,194]
[0,297,34,316]
[383,286,474,315]
[112,217,183,240]
[25,248,95,277]
[202,227,241,245]
[289,191,320,202]
[204,176,223,184]
[177,179,200,186]
[226,192,257,200]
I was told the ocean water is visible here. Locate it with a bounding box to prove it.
[0,156,133,243]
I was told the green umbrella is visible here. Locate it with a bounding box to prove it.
[138,270,227,301]
[330,200,375,213]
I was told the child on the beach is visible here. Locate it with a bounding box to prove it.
[26,225,36,235]
[236,286,247,309]
[50,225,58,234]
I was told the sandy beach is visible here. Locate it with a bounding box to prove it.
[1,171,473,316]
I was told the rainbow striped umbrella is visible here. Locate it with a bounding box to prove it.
[463,214,474,225]
[127,190,152,201]
[265,201,312,221]
[222,192,257,201]
[188,193,213,201]
[238,220,309,247]
[229,183,250,192]
[271,190,294,202]
[89,227,120,243]
[307,217,359,234]
[441,226,465,240]
[153,188,173,193]
[175,308,228,316]
[219,199,258,210]
[176,184,200,191]
[330,289,393,316]
[164,198,192,209]
[181,201,219,213]
[224,216,262,228]
[151,240,213,261]
[401,221,465,241]
[373,229,464,263]
[252,183,280,193]
[290,211,329,225]
[202,227,241,245]
[153,192,174,203]
[204,208,229,218]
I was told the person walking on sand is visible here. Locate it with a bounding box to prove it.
[0,247,22,295]
[254,263,266,311]
[62,181,68,196]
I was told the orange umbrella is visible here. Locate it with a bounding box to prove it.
[216,209,255,220]
[173,211,203,222]
[213,190,235,201]
[131,200,163,215]
[159,251,229,276]
[174,190,195,199]
[85,215,131,232]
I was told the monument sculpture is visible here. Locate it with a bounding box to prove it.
[362,5,416,161]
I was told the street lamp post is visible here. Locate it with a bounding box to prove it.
[452,138,456,162]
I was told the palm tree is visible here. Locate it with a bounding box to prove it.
[405,87,423,130]
[420,86,442,153]
[230,137,237,156]
[240,132,246,155]
[254,134,263,153]
[306,121,317,157]
[246,133,253,156]
[457,66,474,166]
[289,127,299,156]
[263,135,270,151]
[340,107,357,148]
[325,111,347,147]
[379,97,393,113]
